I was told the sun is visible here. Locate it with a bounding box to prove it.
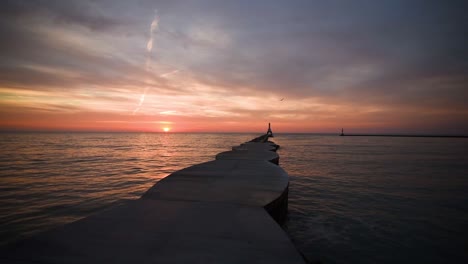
[163,127,170,132]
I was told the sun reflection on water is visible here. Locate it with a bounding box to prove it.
[0,132,258,245]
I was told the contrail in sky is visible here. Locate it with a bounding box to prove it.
[133,10,160,115]
[160,69,179,78]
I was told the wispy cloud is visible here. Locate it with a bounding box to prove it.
[0,0,467,133]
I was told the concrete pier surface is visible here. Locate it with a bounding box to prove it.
[1,132,305,264]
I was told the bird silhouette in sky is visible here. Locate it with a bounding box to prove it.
[280,98,284,101]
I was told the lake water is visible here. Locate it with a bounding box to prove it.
[1,133,467,263]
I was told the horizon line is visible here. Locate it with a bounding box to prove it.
[0,129,467,137]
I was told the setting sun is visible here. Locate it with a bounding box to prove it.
[163,127,170,132]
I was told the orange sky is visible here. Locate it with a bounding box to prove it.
[1,1,467,134]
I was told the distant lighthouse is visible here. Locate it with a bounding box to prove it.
[340,128,344,136]
[267,123,274,137]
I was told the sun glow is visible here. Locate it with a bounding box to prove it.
[163,127,170,132]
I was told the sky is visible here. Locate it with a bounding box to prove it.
[0,0,467,133]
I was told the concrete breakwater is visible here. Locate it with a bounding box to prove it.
[1,132,305,264]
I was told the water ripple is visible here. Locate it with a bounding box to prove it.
[1,133,467,263]
[0,132,257,246]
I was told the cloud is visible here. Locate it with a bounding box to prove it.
[0,0,467,132]
[0,0,130,32]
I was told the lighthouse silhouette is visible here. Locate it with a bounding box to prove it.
[267,123,274,137]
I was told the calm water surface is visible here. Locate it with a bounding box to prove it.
[274,135,468,263]
[0,133,256,244]
[1,133,467,263]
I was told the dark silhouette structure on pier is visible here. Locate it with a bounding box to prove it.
[267,123,274,137]
[250,123,275,143]
[0,123,302,264]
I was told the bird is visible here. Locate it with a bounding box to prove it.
[280,98,284,101]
